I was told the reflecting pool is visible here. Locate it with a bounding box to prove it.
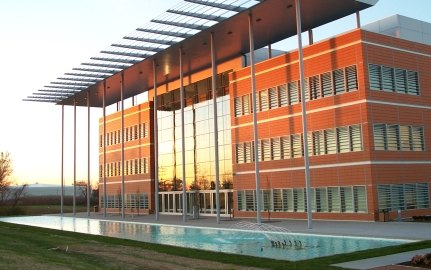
[0,216,411,261]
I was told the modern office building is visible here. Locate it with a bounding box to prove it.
[26,0,431,222]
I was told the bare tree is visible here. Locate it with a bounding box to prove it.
[0,152,13,204]
[10,184,28,207]
[0,152,27,206]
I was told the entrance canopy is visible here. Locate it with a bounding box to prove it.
[24,0,378,107]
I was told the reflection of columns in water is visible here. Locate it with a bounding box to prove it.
[248,13,262,224]
[61,105,64,216]
[192,104,197,189]
[102,81,107,218]
[210,32,221,224]
[172,109,177,189]
[121,72,125,219]
[73,97,77,216]
[86,91,91,217]
[295,0,312,229]
[179,47,187,222]
[72,217,76,232]
[153,60,159,221]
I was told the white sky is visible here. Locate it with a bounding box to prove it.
[0,0,429,186]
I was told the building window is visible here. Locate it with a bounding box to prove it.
[237,124,363,164]
[333,68,345,94]
[288,81,299,105]
[387,124,400,151]
[373,124,386,150]
[382,66,395,92]
[235,143,245,164]
[321,72,333,97]
[278,84,288,107]
[245,190,256,211]
[261,139,271,161]
[337,127,350,153]
[378,183,430,211]
[340,186,354,212]
[369,64,382,90]
[373,124,425,151]
[141,158,148,174]
[328,187,340,212]
[271,138,281,160]
[234,97,242,117]
[309,75,321,100]
[133,125,138,140]
[407,70,419,95]
[259,90,269,111]
[325,129,337,154]
[368,64,419,95]
[293,188,305,212]
[281,136,291,159]
[244,142,254,163]
[237,186,367,213]
[312,131,324,156]
[346,65,358,91]
[314,188,328,212]
[291,134,303,158]
[268,87,278,109]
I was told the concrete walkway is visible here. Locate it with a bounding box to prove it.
[332,248,431,269]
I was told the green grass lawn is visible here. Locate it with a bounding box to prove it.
[0,221,430,270]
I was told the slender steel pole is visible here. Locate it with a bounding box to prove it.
[356,10,361,28]
[295,0,312,229]
[179,47,187,222]
[121,72,125,219]
[61,105,64,215]
[103,81,107,218]
[87,91,91,216]
[153,60,160,220]
[268,44,272,59]
[73,98,77,216]
[308,29,314,45]
[248,13,262,225]
[210,32,221,224]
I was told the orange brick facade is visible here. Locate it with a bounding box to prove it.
[99,28,431,221]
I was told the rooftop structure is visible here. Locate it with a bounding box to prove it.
[24,0,378,107]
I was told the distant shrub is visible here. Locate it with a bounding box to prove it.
[0,207,25,216]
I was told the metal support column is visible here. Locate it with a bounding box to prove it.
[61,105,64,215]
[87,91,91,216]
[356,11,361,28]
[248,13,262,225]
[295,0,312,229]
[73,98,77,216]
[308,29,314,45]
[268,44,272,59]
[121,72,125,219]
[103,81,107,218]
[210,32,221,224]
[179,47,187,222]
[153,60,160,221]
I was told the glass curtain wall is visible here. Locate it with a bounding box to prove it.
[157,72,233,215]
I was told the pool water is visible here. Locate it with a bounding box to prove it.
[0,216,410,261]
